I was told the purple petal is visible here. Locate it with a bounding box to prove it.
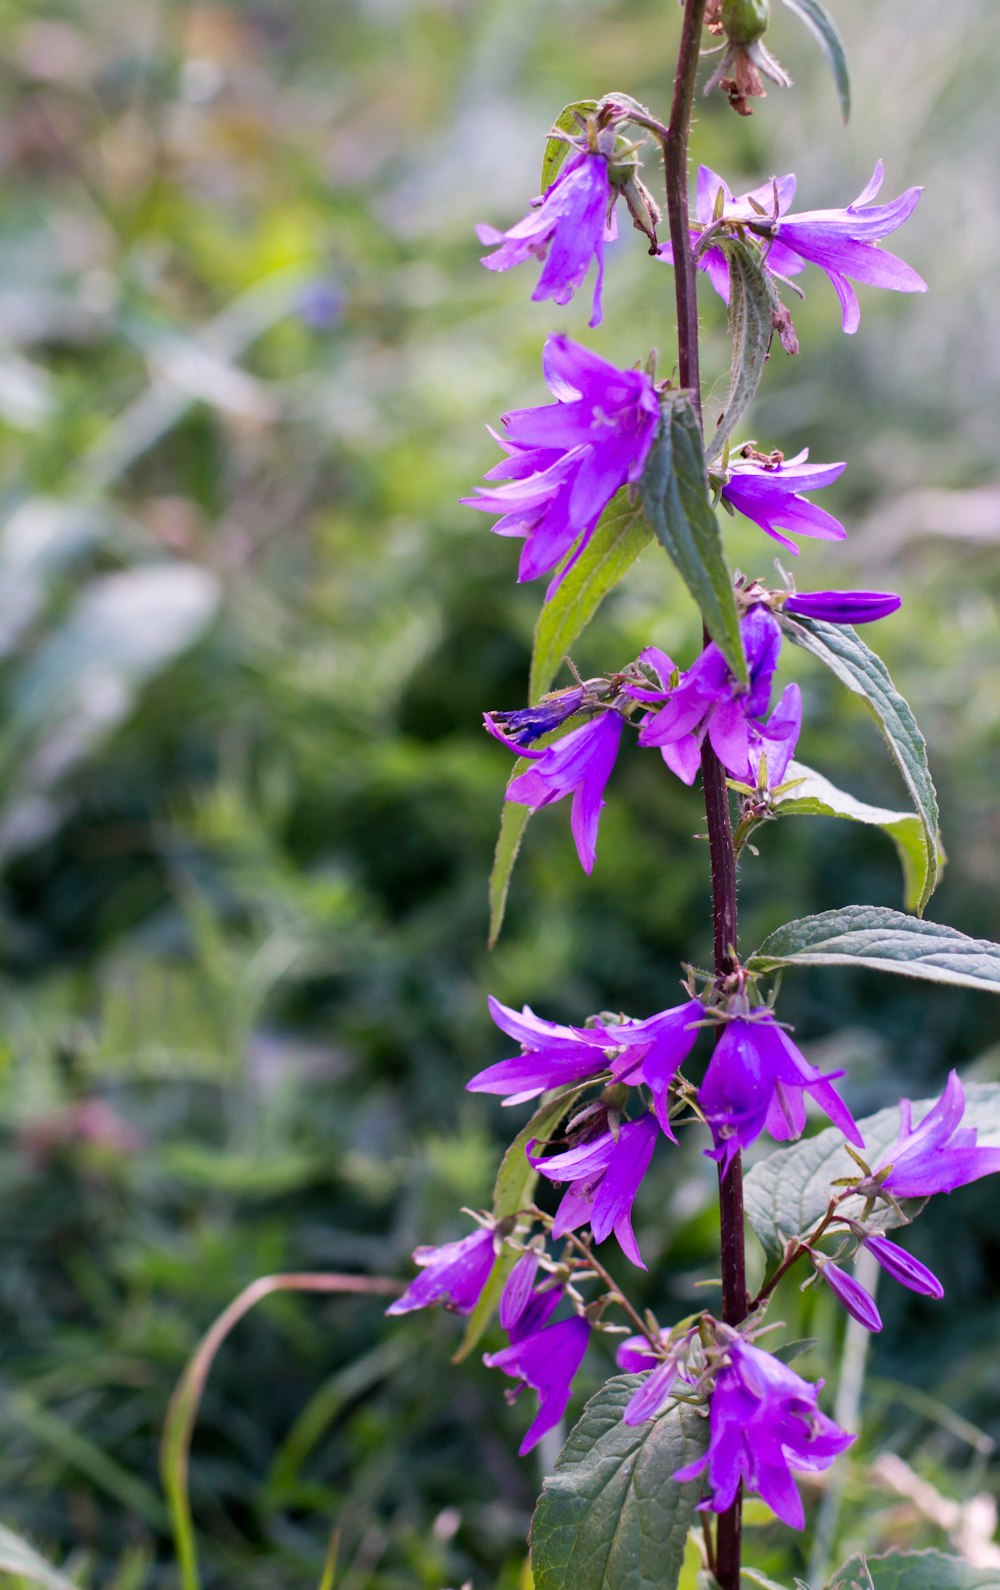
[822,1262,883,1331]
[862,1234,943,1300]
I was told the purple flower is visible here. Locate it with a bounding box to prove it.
[674,1338,854,1528]
[468,995,704,1122]
[502,710,624,874]
[616,1333,664,1373]
[820,1261,883,1332]
[865,1071,1000,1199]
[484,1310,590,1454]
[782,589,901,624]
[530,1114,659,1268]
[657,166,801,302]
[698,1007,864,1169]
[477,152,616,328]
[721,450,847,554]
[634,607,801,787]
[386,1226,496,1317]
[461,335,659,589]
[499,1249,542,1330]
[861,1234,943,1300]
[483,686,589,751]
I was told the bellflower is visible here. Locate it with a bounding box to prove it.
[483,686,589,751]
[530,1114,659,1268]
[863,1071,1000,1199]
[634,606,801,787]
[386,1226,496,1317]
[502,709,624,874]
[721,450,847,553]
[461,334,659,589]
[820,1261,883,1333]
[699,1006,864,1169]
[616,1330,696,1426]
[657,166,801,302]
[484,1308,590,1455]
[860,1234,944,1301]
[674,1338,854,1528]
[782,589,902,624]
[469,994,704,1122]
[477,151,616,328]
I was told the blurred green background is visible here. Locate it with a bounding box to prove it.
[0,0,997,1585]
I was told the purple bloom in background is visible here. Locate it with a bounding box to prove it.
[699,1007,864,1169]
[820,1261,884,1332]
[502,710,624,874]
[386,1226,495,1317]
[461,335,659,589]
[861,1234,944,1300]
[469,995,704,1120]
[530,1114,659,1267]
[782,589,901,624]
[484,1311,590,1454]
[674,1338,854,1528]
[721,451,847,554]
[477,152,616,327]
[635,607,800,787]
[866,1071,1000,1198]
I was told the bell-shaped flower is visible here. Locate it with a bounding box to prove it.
[657,166,801,301]
[864,1071,1000,1199]
[721,450,846,554]
[782,589,901,624]
[673,1338,854,1528]
[484,1307,590,1455]
[501,709,624,874]
[699,1006,864,1169]
[530,1114,659,1268]
[386,1226,496,1317]
[461,335,659,590]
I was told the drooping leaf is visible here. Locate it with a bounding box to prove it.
[705,239,780,462]
[778,0,851,122]
[747,906,1000,994]
[642,392,746,684]
[828,1550,1000,1590]
[540,101,598,192]
[454,1084,589,1362]
[772,761,944,916]
[779,614,940,912]
[744,1082,1000,1264]
[530,1375,710,1590]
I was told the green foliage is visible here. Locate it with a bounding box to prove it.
[777,0,851,121]
[748,906,1000,992]
[530,1377,709,1590]
[705,240,784,461]
[828,1551,1000,1589]
[540,101,599,192]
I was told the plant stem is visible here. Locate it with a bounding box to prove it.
[664,4,748,1585]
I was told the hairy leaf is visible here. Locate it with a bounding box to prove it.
[778,0,851,122]
[642,393,746,684]
[779,614,940,911]
[748,906,1000,993]
[530,1375,709,1590]
[540,101,599,192]
[772,761,943,916]
[744,1082,1000,1263]
[705,239,779,462]
[828,1550,1000,1589]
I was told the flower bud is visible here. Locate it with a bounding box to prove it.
[820,1261,883,1332]
[783,590,902,625]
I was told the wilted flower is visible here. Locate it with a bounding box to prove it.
[387,1226,496,1317]
[529,1114,659,1268]
[698,1005,864,1169]
[703,0,791,117]
[483,686,589,751]
[484,1307,590,1455]
[862,1071,1000,1198]
[673,1337,854,1527]
[782,589,901,624]
[461,334,659,589]
[721,449,847,553]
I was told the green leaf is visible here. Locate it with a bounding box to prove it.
[828,1549,1000,1589]
[777,0,851,122]
[540,101,598,192]
[530,1375,710,1590]
[489,798,533,949]
[748,906,1000,994]
[530,490,651,703]
[642,393,746,684]
[705,239,779,462]
[454,1084,589,1362]
[744,1082,1000,1264]
[773,761,943,916]
[780,614,940,912]
[0,1522,81,1589]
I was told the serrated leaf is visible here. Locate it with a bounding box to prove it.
[747,906,1000,994]
[828,1549,1000,1590]
[773,761,943,916]
[530,490,651,703]
[454,1084,589,1362]
[540,100,598,192]
[530,1375,709,1590]
[706,239,779,462]
[744,1082,1000,1264]
[642,393,746,684]
[780,614,940,912]
[778,0,851,122]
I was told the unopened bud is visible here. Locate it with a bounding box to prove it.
[722,0,770,46]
